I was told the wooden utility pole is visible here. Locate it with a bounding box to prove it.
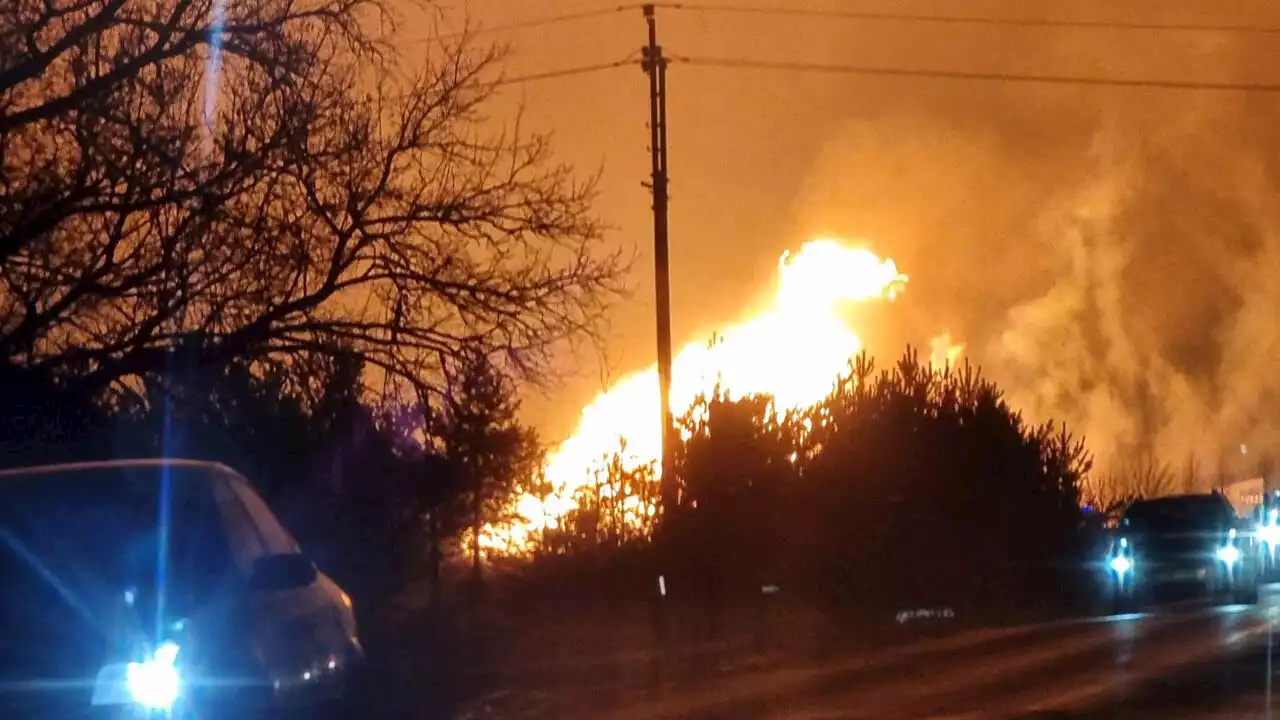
[641,3,677,518]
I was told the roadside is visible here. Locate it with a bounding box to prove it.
[449,607,1120,719]
[354,561,1118,718]
[451,594,1273,720]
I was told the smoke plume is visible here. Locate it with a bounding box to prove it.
[790,23,1280,482]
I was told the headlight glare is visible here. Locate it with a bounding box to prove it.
[1260,524,1280,546]
[1217,545,1242,566]
[1109,555,1132,574]
[126,641,180,710]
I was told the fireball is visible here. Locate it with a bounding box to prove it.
[477,237,932,551]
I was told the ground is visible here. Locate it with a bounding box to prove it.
[441,587,1280,719]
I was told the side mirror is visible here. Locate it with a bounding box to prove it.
[248,553,318,592]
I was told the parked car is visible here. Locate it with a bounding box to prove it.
[0,459,364,718]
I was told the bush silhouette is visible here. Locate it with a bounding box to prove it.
[664,347,1093,619]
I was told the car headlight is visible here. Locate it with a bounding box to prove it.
[1260,523,1280,546]
[1108,537,1132,575]
[1217,545,1242,566]
[126,641,181,710]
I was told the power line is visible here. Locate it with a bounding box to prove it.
[383,58,633,100]
[495,59,635,86]
[431,5,643,41]
[673,56,1280,93]
[657,2,1280,35]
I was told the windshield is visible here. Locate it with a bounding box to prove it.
[0,465,236,620]
[1123,496,1231,531]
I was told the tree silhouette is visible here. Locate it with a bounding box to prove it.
[431,351,541,582]
[545,440,659,553]
[658,348,1094,617]
[0,362,102,466]
[0,0,624,398]
[1082,452,1175,513]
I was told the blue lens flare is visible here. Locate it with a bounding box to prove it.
[125,641,180,710]
[1217,545,1241,565]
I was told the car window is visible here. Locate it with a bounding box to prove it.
[223,472,300,556]
[208,473,268,575]
[1123,496,1231,530]
[0,465,235,613]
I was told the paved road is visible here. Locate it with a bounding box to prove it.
[680,603,1278,719]
[463,592,1280,719]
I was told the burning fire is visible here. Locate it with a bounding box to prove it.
[486,237,958,551]
[929,332,966,370]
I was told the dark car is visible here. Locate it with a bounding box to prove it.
[1105,492,1260,609]
[0,459,364,719]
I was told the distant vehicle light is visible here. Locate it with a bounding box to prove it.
[1260,524,1280,546]
[1109,556,1132,574]
[1217,545,1242,565]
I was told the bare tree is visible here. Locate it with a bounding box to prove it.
[0,0,625,396]
[1082,452,1175,512]
[1179,454,1201,494]
[533,441,657,555]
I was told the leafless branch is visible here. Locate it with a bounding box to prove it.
[1,2,627,400]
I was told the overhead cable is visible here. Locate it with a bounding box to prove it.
[673,55,1280,93]
[434,5,643,41]
[496,59,635,86]
[658,3,1280,35]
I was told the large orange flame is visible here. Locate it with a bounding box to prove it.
[486,237,949,551]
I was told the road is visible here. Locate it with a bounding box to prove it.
[461,591,1280,720]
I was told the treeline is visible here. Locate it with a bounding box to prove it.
[0,348,538,618]
[515,348,1095,622]
[0,0,616,619]
[0,337,1100,692]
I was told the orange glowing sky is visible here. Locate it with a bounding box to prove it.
[421,0,1280,447]
[423,1,1280,498]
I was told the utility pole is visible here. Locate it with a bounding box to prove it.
[641,3,678,519]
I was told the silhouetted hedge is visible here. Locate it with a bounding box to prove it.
[507,348,1096,631]
[664,348,1093,618]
